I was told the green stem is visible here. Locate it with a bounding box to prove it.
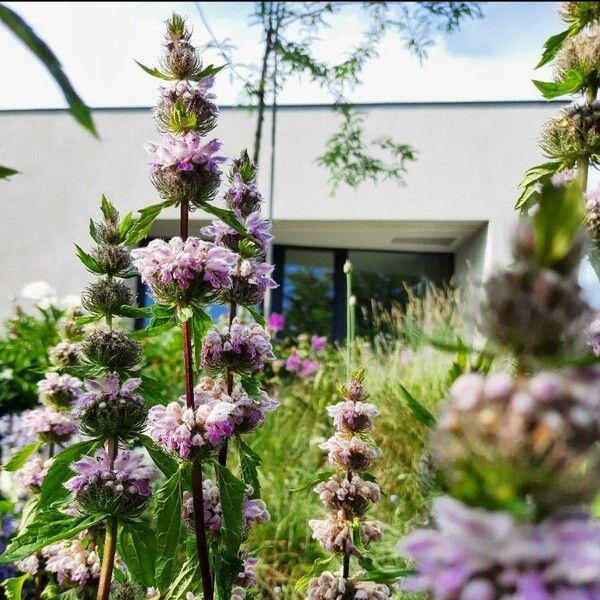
[346,269,352,380]
[96,517,117,600]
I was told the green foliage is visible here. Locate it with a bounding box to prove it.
[398,383,437,428]
[154,470,184,593]
[294,556,333,594]
[117,521,158,588]
[38,439,101,511]
[140,434,179,478]
[317,105,416,192]
[514,161,563,213]
[1,441,43,472]
[0,511,106,562]
[1,574,29,600]
[536,27,579,69]
[532,68,585,99]
[211,546,244,600]
[0,165,18,180]
[0,3,96,135]
[240,374,262,403]
[169,99,198,134]
[238,439,262,498]
[123,202,167,245]
[533,180,586,266]
[0,307,61,416]
[214,464,246,557]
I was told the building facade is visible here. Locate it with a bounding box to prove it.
[0,101,566,332]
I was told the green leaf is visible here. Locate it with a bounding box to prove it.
[197,201,247,236]
[246,305,266,326]
[295,555,334,593]
[163,547,199,600]
[118,521,157,587]
[117,305,152,319]
[399,384,436,428]
[154,470,183,592]
[74,244,104,275]
[240,374,262,403]
[191,305,213,367]
[118,211,135,241]
[211,544,244,600]
[533,68,584,99]
[130,304,176,340]
[360,567,414,584]
[75,314,102,326]
[140,434,179,478]
[135,60,173,80]
[214,464,245,557]
[290,469,335,493]
[534,180,586,266]
[38,439,100,511]
[89,218,100,243]
[0,4,96,135]
[1,574,30,599]
[100,194,118,222]
[0,165,19,180]
[515,161,563,212]
[238,439,261,498]
[0,511,106,562]
[536,26,579,69]
[138,376,169,407]
[2,441,42,472]
[191,63,226,81]
[124,201,166,245]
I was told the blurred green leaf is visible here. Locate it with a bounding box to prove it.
[1,574,29,599]
[532,68,584,99]
[536,26,579,69]
[0,165,18,180]
[2,440,42,472]
[399,383,436,428]
[0,4,96,135]
[295,555,334,593]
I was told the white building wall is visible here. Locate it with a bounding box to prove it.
[0,101,561,318]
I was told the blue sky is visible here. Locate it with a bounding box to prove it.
[0,1,560,109]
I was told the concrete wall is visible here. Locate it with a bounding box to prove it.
[0,101,561,318]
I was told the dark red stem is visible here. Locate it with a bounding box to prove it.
[180,200,214,600]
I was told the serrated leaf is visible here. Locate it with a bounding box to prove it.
[533,68,584,99]
[2,441,43,472]
[399,384,436,428]
[117,305,152,319]
[238,439,261,499]
[295,555,334,593]
[290,469,335,493]
[1,574,29,599]
[89,218,100,243]
[197,201,247,236]
[100,194,118,222]
[211,544,244,600]
[135,60,173,80]
[74,244,104,275]
[154,470,183,592]
[0,165,19,179]
[140,434,178,477]
[0,511,106,562]
[38,439,101,511]
[0,4,96,135]
[240,374,262,403]
[117,521,157,587]
[163,547,199,600]
[536,26,578,69]
[124,201,166,245]
[214,464,245,557]
[246,305,266,326]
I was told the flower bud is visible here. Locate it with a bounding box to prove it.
[201,319,275,375]
[24,407,77,444]
[343,260,352,274]
[91,244,131,276]
[82,278,133,317]
[76,373,147,440]
[66,449,153,517]
[315,473,380,519]
[79,330,142,371]
[49,341,80,368]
